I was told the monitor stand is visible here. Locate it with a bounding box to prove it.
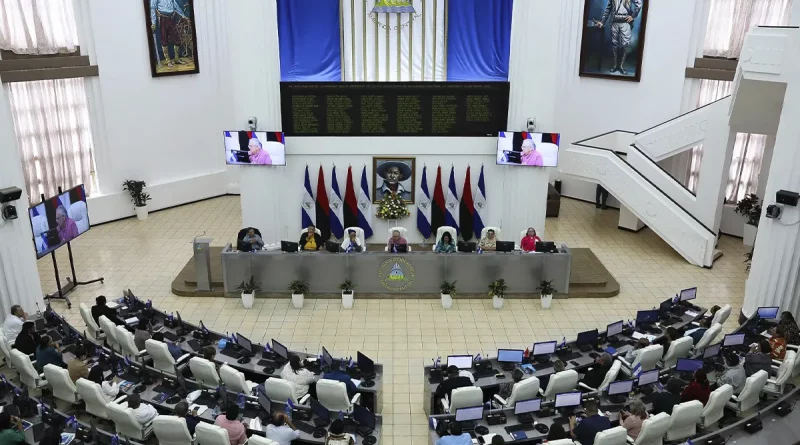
[501,362,516,371]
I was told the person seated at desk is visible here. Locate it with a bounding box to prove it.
[717,352,746,395]
[778,311,800,345]
[265,412,300,445]
[133,319,151,351]
[13,321,40,355]
[0,411,25,445]
[2,305,26,344]
[92,295,122,325]
[340,229,363,253]
[745,339,772,377]
[685,318,711,345]
[623,338,650,364]
[300,224,323,251]
[769,326,788,360]
[569,400,611,445]
[387,230,408,253]
[651,378,682,415]
[434,366,474,411]
[654,327,680,358]
[547,423,569,441]
[618,399,647,441]
[581,353,613,389]
[174,401,200,436]
[520,227,542,252]
[68,344,91,382]
[280,355,319,400]
[323,360,358,397]
[325,419,355,445]
[128,393,158,425]
[681,369,711,405]
[88,365,119,402]
[497,368,524,400]
[35,335,65,372]
[478,229,497,251]
[151,332,183,360]
[241,228,264,251]
[435,422,471,445]
[538,359,565,393]
[434,232,456,253]
[490,436,505,445]
[214,404,247,445]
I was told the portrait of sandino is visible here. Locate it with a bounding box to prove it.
[373,157,416,204]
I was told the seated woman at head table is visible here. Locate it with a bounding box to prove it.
[520,227,542,252]
[299,224,323,251]
[434,231,457,253]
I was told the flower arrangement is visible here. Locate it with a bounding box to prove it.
[376,193,410,220]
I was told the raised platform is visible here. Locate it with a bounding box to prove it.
[171,245,619,299]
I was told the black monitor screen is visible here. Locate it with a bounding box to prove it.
[322,347,333,368]
[218,385,228,408]
[679,287,697,301]
[174,365,187,391]
[659,298,673,313]
[236,333,252,353]
[258,388,271,411]
[676,358,704,373]
[576,329,598,345]
[272,339,288,360]
[353,405,376,429]
[357,351,374,374]
[636,310,659,324]
[28,184,90,259]
[606,321,623,337]
[311,398,330,422]
[703,343,721,359]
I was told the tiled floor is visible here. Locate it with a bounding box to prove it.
[36,196,748,445]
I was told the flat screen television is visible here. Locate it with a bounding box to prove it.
[224,130,286,166]
[496,131,560,167]
[29,184,90,259]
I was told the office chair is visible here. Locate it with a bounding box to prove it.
[262,377,311,405]
[106,398,155,441]
[441,386,483,414]
[67,200,89,233]
[782,345,800,378]
[44,364,80,405]
[579,359,621,393]
[153,415,195,445]
[711,304,732,326]
[10,349,47,390]
[0,336,14,370]
[195,422,232,445]
[493,376,540,408]
[432,226,457,251]
[726,370,767,413]
[76,378,123,419]
[545,440,576,445]
[188,357,221,389]
[541,369,579,401]
[343,227,366,252]
[665,400,703,442]
[620,345,662,377]
[80,303,105,344]
[765,350,795,396]
[246,436,280,445]
[699,384,732,429]
[236,227,262,251]
[220,363,258,394]
[693,323,722,353]
[316,378,362,412]
[480,227,503,242]
[632,412,671,445]
[660,336,693,369]
[115,325,148,363]
[385,227,411,251]
[98,316,121,353]
[146,339,191,376]
[593,426,627,445]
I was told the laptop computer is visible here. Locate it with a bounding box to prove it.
[281,241,299,253]
[325,241,341,253]
[496,241,515,252]
[458,241,476,253]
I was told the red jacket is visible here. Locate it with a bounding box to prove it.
[520,235,541,252]
[681,381,710,405]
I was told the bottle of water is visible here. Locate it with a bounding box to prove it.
[212,405,220,418]
[237,393,245,409]
[284,402,292,420]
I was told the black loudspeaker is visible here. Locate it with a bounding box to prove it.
[486,413,507,425]
[776,190,799,206]
[744,418,763,433]
[775,401,793,417]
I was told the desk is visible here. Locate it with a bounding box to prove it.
[221,244,573,295]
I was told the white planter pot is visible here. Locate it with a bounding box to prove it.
[743,223,757,246]
[135,205,149,221]
[441,293,453,309]
[291,293,304,309]
[492,295,504,309]
[241,292,255,309]
[541,294,553,309]
[342,291,354,309]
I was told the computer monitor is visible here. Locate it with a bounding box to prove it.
[532,341,557,356]
[659,298,673,313]
[176,311,183,329]
[636,309,660,325]
[281,241,299,253]
[272,339,288,360]
[218,385,228,408]
[322,347,333,368]
[676,358,704,373]
[554,392,582,408]
[607,380,634,396]
[455,406,484,422]
[325,241,341,253]
[723,333,746,347]
[236,333,253,354]
[679,287,697,302]
[447,355,474,370]
[174,365,187,392]
[496,241,515,252]
[497,349,524,363]
[576,329,599,345]
[29,184,91,259]
[637,369,659,386]
[606,321,624,337]
[757,307,780,320]
[311,398,330,423]
[703,343,721,359]
[257,388,272,411]
[353,405,376,429]
[497,131,560,167]
[514,399,541,415]
[357,352,375,374]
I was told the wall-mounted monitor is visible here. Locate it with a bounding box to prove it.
[29,184,90,259]
[496,131,560,167]
[224,131,286,166]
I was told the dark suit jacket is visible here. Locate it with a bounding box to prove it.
[299,232,323,250]
[651,391,681,415]
[434,376,473,400]
[581,362,611,389]
[91,304,122,325]
[13,332,40,356]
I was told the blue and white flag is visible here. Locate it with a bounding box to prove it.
[287,398,295,409]
[357,166,374,239]
[445,166,460,233]
[330,166,345,239]
[264,343,271,353]
[559,337,567,349]
[348,356,355,368]
[632,363,642,377]
[473,165,487,239]
[474,353,482,362]
[301,165,316,228]
[417,165,432,239]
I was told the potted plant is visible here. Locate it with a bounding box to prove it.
[123,180,152,221]
[288,280,309,309]
[734,193,761,246]
[537,280,556,309]
[339,279,355,309]
[440,280,457,309]
[488,279,508,309]
[235,276,261,309]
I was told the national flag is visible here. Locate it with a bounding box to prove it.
[524,347,530,358]
[343,166,359,231]
[315,165,331,242]
[357,166,374,239]
[329,166,345,239]
[417,166,432,239]
[473,165,487,239]
[559,337,567,349]
[460,166,474,241]
[287,398,295,409]
[445,166,460,234]
[632,363,642,377]
[431,166,446,236]
[301,166,315,228]
[474,353,481,362]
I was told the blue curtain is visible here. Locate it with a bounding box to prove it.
[277,0,341,81]
[446,0,513,81]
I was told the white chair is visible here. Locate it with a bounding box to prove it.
[432,226,458,250]
[220,364,258,394]
[385,226,411,251]
[632,412,671,445]
[43,364,80,405]
[694,323,722,353]
[146,339,190,376]
[31,214,48,252]
[343,227,366,253]
[727,370,768,413]
[195,422,231,445]
[665,400,703,442]
[79,303,105,344]
[765,350,795,396]
[442,386,483,414]
[115,325,148,362]
[711,304,732,326]
[579,360,621,393]
[594,426,627,445]
[545,440,576,445]
[10,349,47,390]
[76,378,118,419]
[263,377,310,405]
[782,344,800,378]
[620,345,663,376]
[0,336,14,369]
[189,357,220,389]
[699,384,732,429]
[493,376,540,408]
[660,337,693,369]
[106,399,154,441]
[247,436,279,445]
[153,415,195,445]
[541,370,579,401]
[67,201,89,233]
[98,316,121,352]
[317,378,362,413]
[479,226,502,241]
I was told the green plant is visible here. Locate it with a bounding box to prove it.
[235,276,262,294]
[375,193,411,220]
[744,247,754,272]
[440,280,457,297]
[488,279,508,298]
[339,279,355,293]
[734,193,761,226]
[537,280,556,297]
[122,180,152,207]
[287,280,309,295]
